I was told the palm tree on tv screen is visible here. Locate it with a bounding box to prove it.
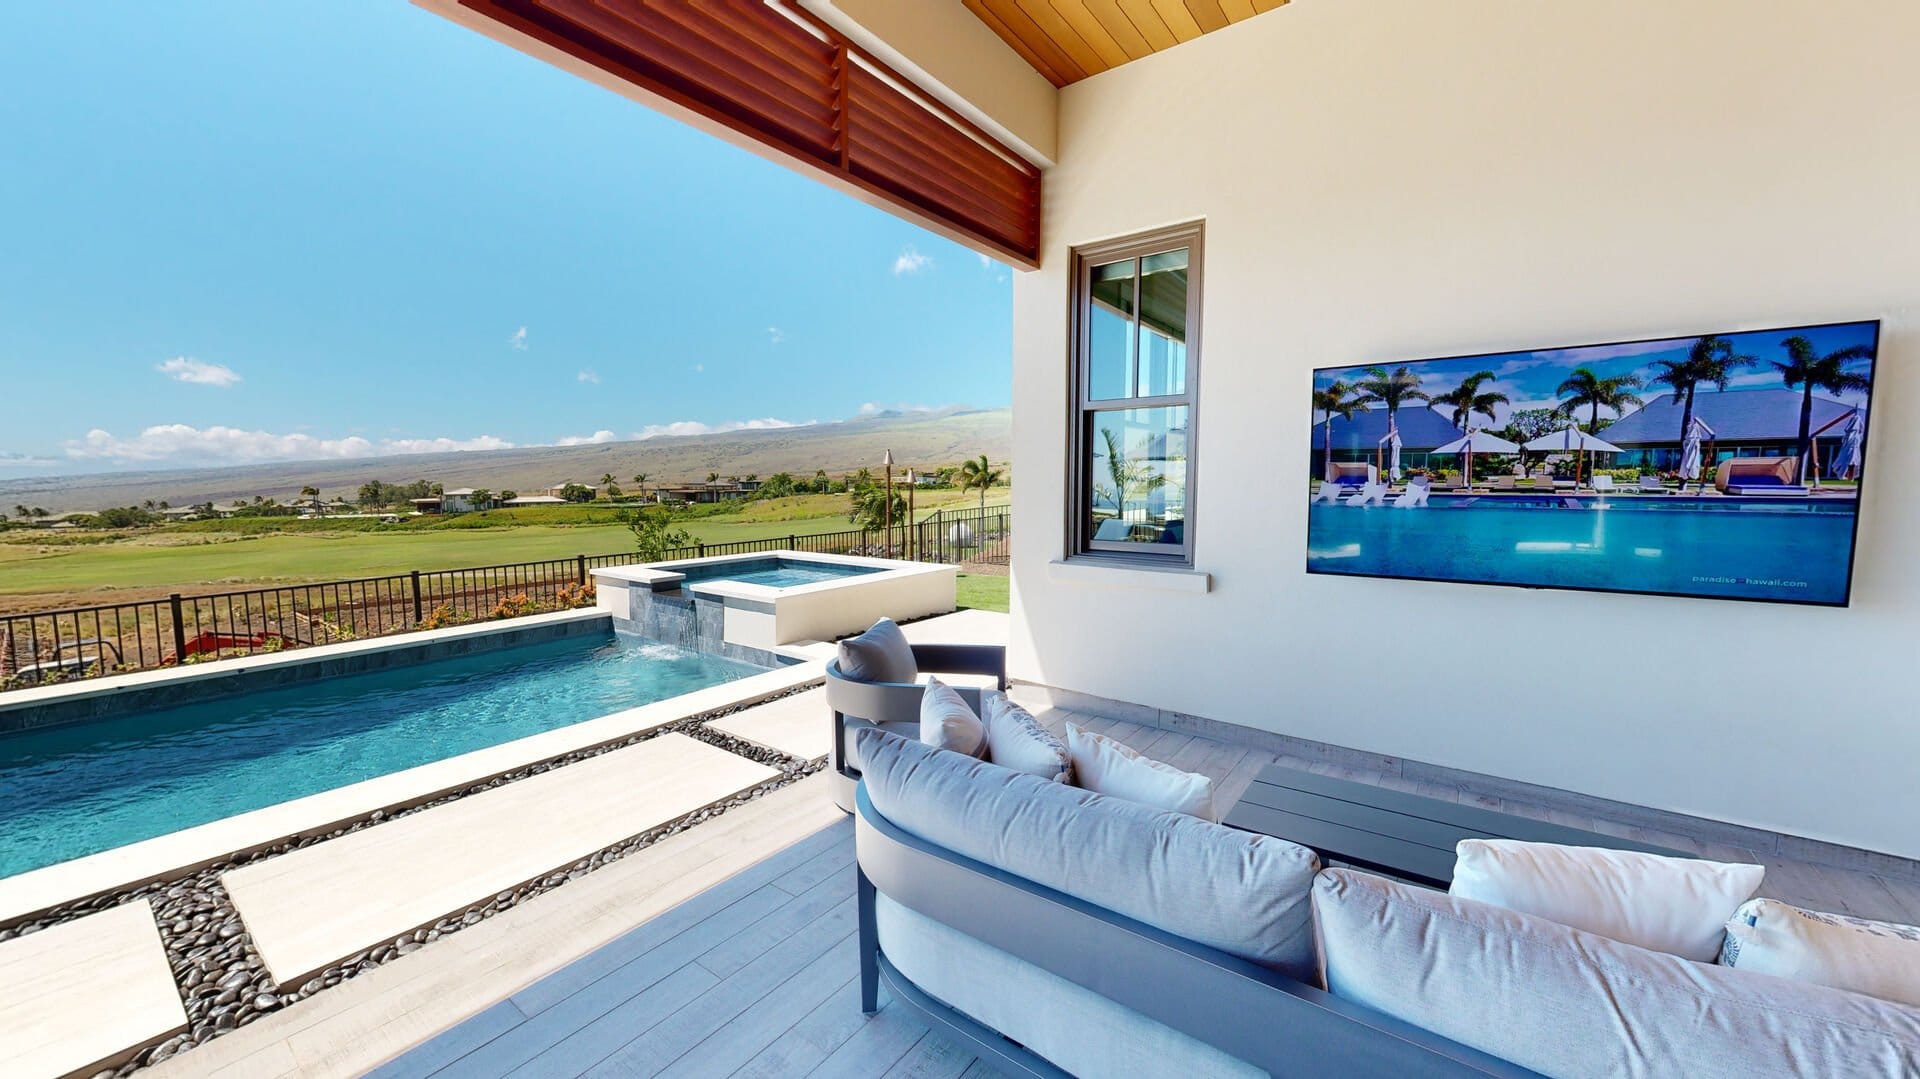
[1352,366,1430,439]
[1648,335,1755,445]
[1555,366,1645,432]
[1428,370,1509,430]
[1773,335,1874,481]
[1311,380,1369,482]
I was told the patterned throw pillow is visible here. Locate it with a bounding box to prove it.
[1721,898,1920,1007]
[979,691,1072,783]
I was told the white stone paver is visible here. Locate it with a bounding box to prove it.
[897,607,1010,646]
[224,733,778,985]
[704,688,833,762]
[0,900,187,1079]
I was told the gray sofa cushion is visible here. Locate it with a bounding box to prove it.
[835,618,917,684]
[1315,868,1920,1078]
[874,893,1262,1079]
[855,727,1320,981]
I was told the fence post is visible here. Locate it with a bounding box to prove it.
[576,554,587,586]
[788,533,796,550]
[698,541,706,558]
[169,593,187,660]
[409,570,424,623]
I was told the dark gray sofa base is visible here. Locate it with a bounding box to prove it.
[853,783,1537,1078]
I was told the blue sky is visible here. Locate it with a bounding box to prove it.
[0,3,1011,477]
[1314,321,1878,423]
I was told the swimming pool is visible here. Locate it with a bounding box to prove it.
[0,631,763,878]
[675,556,883,589]
[1307,497,1860,604]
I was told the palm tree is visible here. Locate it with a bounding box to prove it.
[1647,335,1755,445]
[1095,430,1163,521]
[956,454,1003,511]
[706,472,720,484]
[1310,381,1369,482]
[1351,366,1430,440]
[1555,366,1644,432]
[1428,370,1509,430]
[631,473,648,501]
[1772,335,1875,480]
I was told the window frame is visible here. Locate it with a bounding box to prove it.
[1065,221,1203,568]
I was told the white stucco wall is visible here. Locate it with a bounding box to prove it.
[1010,0,1920,857]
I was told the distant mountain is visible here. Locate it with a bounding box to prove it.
[0,408,1011,514]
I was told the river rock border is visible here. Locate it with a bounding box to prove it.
[0,685,823,1077]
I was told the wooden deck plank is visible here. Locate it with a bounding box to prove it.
[653,934,862,1078]
[509,820,851,1016]
[0,900,187,1079]
[225,735,780,985]
[881,1029,978,1079]
[576,903,858,1078]
[696,869,852,979]
[726,974,869,1079]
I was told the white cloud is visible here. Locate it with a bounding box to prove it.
[577,369,600,384]
[977,252,995,270]
[1533,338,1689,365]
[156,356,241,387]
[693,362,705,374]
[556,430,620,446]
[856,401,937,417]
[892,246,932,275]
[509,326,528,350]
[632,417,805,440]
[63,425,513,465]
[766,326,785,345]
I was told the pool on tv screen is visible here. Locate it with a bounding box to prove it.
[1304,319,1877,606]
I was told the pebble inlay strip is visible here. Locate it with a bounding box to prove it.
[0,686,822,1076]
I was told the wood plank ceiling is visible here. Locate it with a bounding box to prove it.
[964,0,1288,87]
[453,0,1041,265]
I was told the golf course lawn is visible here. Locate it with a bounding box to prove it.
[0,493,1012,613]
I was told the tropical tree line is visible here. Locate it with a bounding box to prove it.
[1312,332,1873,480]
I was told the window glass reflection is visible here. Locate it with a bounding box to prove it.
[1088,406,1188,545]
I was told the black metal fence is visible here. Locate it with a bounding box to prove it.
[0,510,1009,688]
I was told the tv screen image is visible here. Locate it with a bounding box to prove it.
[1306,320,1879,606]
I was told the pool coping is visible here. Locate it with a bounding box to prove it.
[591,549,949,604]
[0,608,610,720]
[0,624,825,926]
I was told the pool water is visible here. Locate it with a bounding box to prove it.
[677,557,883,589]
[1307,498,1859,604]
[0,632,763,878]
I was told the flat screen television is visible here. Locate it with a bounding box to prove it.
[1306,320,1879,606]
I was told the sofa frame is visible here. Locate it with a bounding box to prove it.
[853,782,1538,1078]
[825,643,1007,812]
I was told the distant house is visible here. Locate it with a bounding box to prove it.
[31,512,88,529]
[658,480,750,504]
[501,494,567,507]
[440,488,496,514]
[1599,390,1863,474]
[1309,408,1467,473]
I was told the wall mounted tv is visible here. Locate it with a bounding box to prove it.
[1306,320,1879,606]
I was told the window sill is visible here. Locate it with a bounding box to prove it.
[1046,558,1212,594]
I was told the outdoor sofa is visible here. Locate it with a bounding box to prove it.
[851,729,1920,1078]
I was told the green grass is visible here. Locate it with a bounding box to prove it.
[955,573,1009,613]
[0,490,1012,608]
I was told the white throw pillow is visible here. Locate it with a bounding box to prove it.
[980,691,1071,783]
[1065,723,1215,821]
[1450,839,1763,962]
[920,677,985,758]
[1721,898,1920,1007]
